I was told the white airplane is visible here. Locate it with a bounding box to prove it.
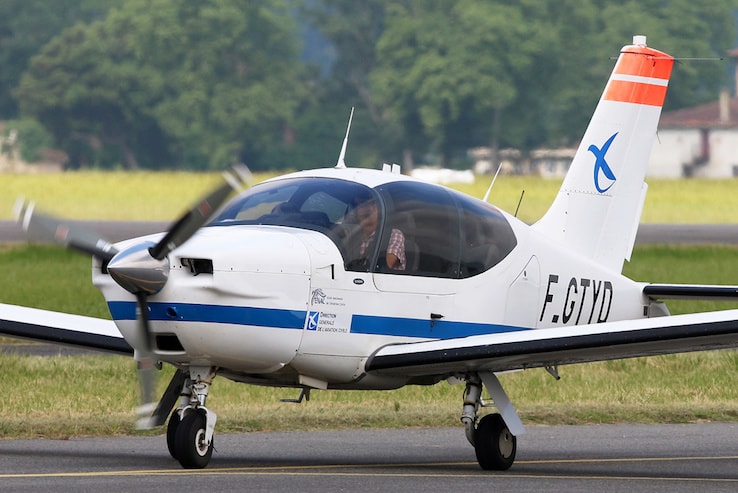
[3,35,738,471]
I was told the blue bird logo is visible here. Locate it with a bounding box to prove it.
[588,132,618,193]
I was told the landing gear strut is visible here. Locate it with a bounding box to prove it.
[460,372,525,471]
[166,366,218,469]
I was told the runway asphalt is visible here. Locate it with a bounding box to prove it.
[1,423,737,492]
[2,220,738,244]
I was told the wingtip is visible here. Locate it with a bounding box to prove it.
[12,197,35,232]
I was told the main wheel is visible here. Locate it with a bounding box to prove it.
[474,413,516,470]
[166,411,181,460]
[174,411,214,469]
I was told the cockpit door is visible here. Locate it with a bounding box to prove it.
[504,256,541,329]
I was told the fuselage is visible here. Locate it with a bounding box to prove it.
[93,167,652,390]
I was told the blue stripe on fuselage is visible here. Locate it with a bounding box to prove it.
[107,301,305,329]
[350,315,530,339]
[107,302,530,339]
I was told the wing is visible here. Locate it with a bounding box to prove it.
[366,309,738,377]
[0,303,132,356]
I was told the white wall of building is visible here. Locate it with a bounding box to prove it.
[648,128,738,178]
[699,129,738,178]
[648,130,701,178]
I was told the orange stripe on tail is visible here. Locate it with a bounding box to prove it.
[605,79,669,106]
[603,44,674,107]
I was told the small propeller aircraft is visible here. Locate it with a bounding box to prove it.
[3,35,738,471]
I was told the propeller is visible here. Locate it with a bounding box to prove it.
[14,164,252,427]
[13,198,119,261]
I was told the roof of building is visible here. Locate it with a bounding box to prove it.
[660,44,738,129]
[659,97,738,129]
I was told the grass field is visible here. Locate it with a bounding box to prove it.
[2,243,738,438]
[2,170,738,439]
[3,171,738,223]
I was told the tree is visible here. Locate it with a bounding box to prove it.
[0,0,116,119]
[528,0,736,147]
[370,0,553,166]
[300,0,394,168]
[369,0,736,165]
[16,0,307,170]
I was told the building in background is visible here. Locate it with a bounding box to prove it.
[648,47,738,178]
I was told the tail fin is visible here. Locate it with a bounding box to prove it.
[533,35,674,272]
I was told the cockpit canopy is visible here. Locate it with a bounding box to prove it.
[211,176,517,278]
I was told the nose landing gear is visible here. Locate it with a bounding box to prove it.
[166,366,218,469]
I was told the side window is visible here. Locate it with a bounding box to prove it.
[342,189,383,273]
[457,196,517,278]
[378,182,460,277]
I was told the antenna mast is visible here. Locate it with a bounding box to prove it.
[482,162,503,203]
[335,107,355,168]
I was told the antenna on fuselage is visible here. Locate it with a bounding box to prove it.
[335,107,355,169]
[514,190,525,218]
[482,162,503,203]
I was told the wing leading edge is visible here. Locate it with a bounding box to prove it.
[0,303,132,356]
[365,310,738,377]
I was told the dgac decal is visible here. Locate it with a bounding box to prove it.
[539,274,613,325]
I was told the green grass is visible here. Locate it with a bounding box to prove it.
[3,171,738,223]
[431,176,738,224]
[2,169,738,438]
[0,244,109,318]
[622,244,738,314]
[4,350,737,439]
[2,244,738,438]
[0,171,273,221]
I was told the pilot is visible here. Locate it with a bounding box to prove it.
[354,197,406,271]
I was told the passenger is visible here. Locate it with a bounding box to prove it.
[354,198,406,271]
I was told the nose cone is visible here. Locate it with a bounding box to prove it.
[107,241,171,295]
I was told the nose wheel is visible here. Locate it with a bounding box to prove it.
[166,410,181,460]
[174,410,214,469]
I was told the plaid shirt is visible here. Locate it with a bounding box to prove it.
[360,229,406,270]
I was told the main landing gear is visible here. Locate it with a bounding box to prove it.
[166,366,218,469]
[460,372,526,470]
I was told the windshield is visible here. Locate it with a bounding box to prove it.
[211,175,516,278]
[211,177,377,261]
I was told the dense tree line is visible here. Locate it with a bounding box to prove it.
[1,0,735,170]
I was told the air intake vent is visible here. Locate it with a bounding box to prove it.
[180,258,213,275]
[155,334,185,352]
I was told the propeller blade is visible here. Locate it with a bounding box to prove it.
[135,351,158,429]
[132,291,159,429]
[13,198,118,261]
[135,292,153,353]
[137,369,189,429]
[149,164,251,261]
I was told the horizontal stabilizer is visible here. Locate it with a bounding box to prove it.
[644,284,738,301]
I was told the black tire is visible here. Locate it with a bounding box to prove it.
[474,413,516,470]
[174,411,214,469]
[166,411,181,460]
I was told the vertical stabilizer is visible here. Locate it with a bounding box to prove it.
[533,36,674,272]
